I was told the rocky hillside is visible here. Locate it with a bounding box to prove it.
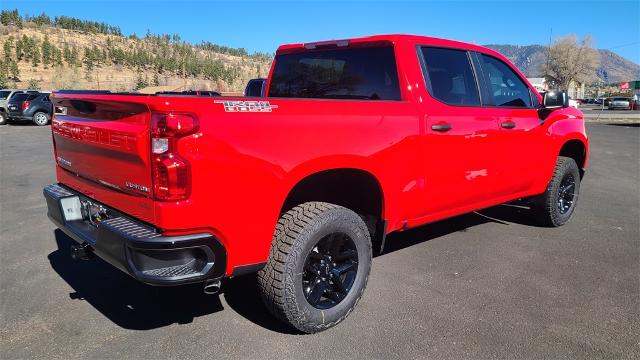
[485,44,640,83]
[0,10,272,92]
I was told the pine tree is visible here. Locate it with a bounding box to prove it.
[53,46,63,67]
[31,46,41,67]
[15,35,26,60]
[134,72,148,90]
[83,46,94,71]
[9,59,19,80]
[3,38,13,62]
[71,46,79,67]
[42,34,53,68]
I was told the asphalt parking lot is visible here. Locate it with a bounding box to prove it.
[1,123,638,359]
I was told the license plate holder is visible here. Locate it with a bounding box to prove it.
[60,196,83,221]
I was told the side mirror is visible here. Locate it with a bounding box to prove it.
[542,90,569,109]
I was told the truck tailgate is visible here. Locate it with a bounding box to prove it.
[51,95,155,222]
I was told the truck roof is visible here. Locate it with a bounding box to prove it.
[277,34,505,58]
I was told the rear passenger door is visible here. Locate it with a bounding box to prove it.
[418,47,503,215]
[472,52,545,195]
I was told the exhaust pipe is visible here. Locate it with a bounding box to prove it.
[203,279,221,295]
[70,243,94,260]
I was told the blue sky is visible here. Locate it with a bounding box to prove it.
[4,0,639,62]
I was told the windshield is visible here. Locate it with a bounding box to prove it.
[268,45,401,100]
[0,91,10,100]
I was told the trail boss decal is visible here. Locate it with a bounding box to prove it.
[214,100,278,112]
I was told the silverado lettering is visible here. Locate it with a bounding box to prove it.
[52,121,137,151]
[214,100,279,112]
[44,35,588,334]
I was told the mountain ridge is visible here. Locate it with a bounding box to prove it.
[484,44,640,83]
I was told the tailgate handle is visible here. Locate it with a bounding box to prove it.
[431,123,452,132]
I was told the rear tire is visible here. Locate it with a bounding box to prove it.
[258,202,372,333]
[0,112,7,125]
[532,156,581,227]
[33,112,50,126]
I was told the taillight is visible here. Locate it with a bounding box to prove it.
[150,113,198,201]
[21,101,30,110]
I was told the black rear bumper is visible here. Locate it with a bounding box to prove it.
[43,183,226,285]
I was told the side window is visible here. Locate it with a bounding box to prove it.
[420,47,480,106]
[478,54,532,108]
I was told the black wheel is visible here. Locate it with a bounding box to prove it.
[532,156,581,227]
[33,112,50,126]
[0,112,7,125]
[258,202,372,333]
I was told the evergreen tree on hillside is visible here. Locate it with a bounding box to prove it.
[53,47,63,67]
[134,72,148,90]
[31,46,41,67]
[42,34,53,68]
[9,60,19,80]
[3,37,14,60]
[0,9,22,28]
[15,35,27,60]
[63,44,80,67]
[0,61,9,88]
[83,46,94,72]
[31,12,51,26]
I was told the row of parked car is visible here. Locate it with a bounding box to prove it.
[0,89,53,126]
[580,97,636,110]
[1,82,265,127]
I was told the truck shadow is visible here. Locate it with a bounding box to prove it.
[48,230,298,333]
[48,201,539,333]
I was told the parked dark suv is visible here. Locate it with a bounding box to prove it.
[7,92,53,126]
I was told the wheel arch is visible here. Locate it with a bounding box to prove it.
[280,167,386,252]
[558,139,587,178]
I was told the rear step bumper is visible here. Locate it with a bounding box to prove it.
[43,183,226,285]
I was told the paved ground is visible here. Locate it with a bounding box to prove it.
[1,123,638,359]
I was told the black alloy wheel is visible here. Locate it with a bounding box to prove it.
[302,232,358,309]
[557,173,576,215]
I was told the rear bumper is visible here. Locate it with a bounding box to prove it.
[7,111,28,120]
[43,183,227,285]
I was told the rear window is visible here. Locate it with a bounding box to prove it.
[10,93,29,102]
[0,91,10,100]
[268,45,401,100]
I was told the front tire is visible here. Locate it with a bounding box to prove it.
[532,156,581,227]
[258,202,372,333]
[33,112,50,126]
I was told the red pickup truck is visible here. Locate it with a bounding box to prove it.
[44,34,588,333]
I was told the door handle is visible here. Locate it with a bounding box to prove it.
[431,123,452,132]
[501,121,516,129]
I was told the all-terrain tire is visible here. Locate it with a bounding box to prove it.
[532,156,581,227]
[258,202,372,333]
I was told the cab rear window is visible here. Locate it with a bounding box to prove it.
[268,46,401,100]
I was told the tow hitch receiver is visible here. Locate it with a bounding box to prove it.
[70,243,94,260]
